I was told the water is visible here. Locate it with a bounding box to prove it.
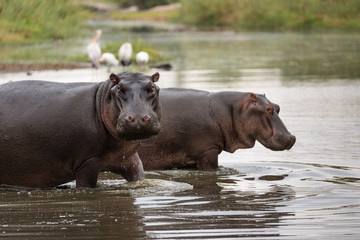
[1,25,360,239]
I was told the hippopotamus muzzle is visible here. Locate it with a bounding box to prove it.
[116,112,161,140]
[262,105,296,151]
[287,135,296,150]
[266,133,296,151]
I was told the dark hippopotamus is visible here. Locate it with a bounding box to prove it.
[138,88,296,170]
[0,71,161,188]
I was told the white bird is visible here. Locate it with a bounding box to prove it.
[136,51,149,71]
[118,42,133,67]
[87,29,102,68]
[100,53,119,72]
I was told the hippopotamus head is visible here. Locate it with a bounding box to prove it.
[235,93,296,151]
[102,71,161,140]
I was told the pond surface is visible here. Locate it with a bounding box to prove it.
[1,24,360,239]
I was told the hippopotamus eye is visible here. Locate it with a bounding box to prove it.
[148,82,155,93]
[265,106,274,115]
[116,85,121,93]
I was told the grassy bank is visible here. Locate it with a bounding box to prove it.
[0,0,87,43]
[178,0,360,30]
[1,36,167,68]
[110,9,176,22]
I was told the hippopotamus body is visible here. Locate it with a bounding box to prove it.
[138,88,296,170]
[0,71,161,188]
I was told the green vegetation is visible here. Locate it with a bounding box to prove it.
[110,9,176,21]
[1,0,359,45]
[178,0,360,30]
[0,0,87,43]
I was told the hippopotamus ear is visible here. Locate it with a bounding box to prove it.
[151,72,160,82]
[249,93,257,104]
[109,73,120,84]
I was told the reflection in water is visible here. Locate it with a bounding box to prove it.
[280,34,360,79]
[0,188,145,239]
[0,170,296,239]
[0,175,190,239]
[135,170,295,239]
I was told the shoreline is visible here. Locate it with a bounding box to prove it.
[0,62,91,74]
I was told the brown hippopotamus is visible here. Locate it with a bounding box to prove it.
[138,88,296,170]
[0,71,161,188]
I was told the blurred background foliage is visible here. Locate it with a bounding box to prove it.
[0,0,88,43]
[0,0,360,43]
[178,0,360,30]
[1,0,360,44]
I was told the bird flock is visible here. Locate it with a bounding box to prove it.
[87,29,150,72]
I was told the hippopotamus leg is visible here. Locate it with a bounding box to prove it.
[75,157,100,188]
[116,153,145,182]
[196,149,219,170]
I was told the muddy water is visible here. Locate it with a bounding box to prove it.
[1,30,360,239]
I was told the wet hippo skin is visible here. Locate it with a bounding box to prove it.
[139,88,295,170]
[0,71,161,188]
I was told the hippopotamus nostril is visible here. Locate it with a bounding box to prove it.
[287,135,296,150]
[126,115,133,122]
[143,114,150,121]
